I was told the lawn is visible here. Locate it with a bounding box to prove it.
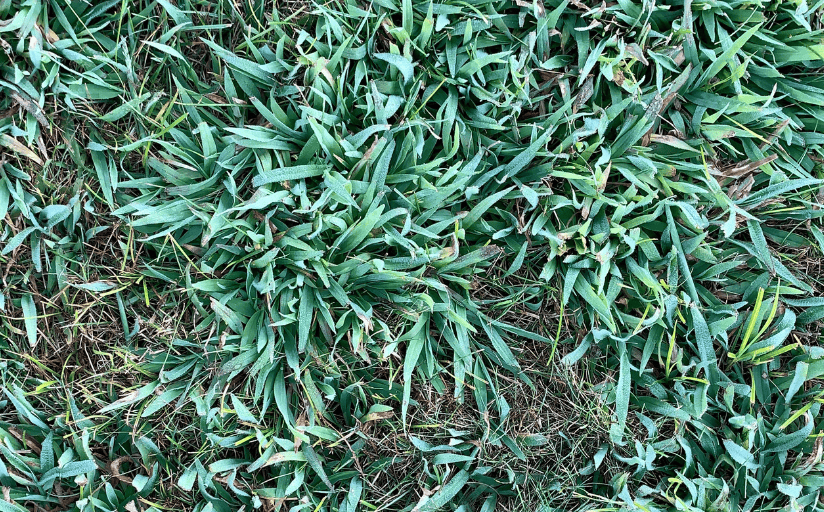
[2,0,824,511]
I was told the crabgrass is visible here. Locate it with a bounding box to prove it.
[3,0,824,511]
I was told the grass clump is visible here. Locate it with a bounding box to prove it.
[3,0,824,511]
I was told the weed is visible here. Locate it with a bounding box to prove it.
[3,0,824,511]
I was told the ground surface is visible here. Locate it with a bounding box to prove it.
[2,0,824,511]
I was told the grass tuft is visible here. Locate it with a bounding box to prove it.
[3,0,824,511]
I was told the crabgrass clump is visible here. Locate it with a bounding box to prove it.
[3,0,824,511]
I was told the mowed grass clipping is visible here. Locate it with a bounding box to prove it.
[2,0,824,511]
